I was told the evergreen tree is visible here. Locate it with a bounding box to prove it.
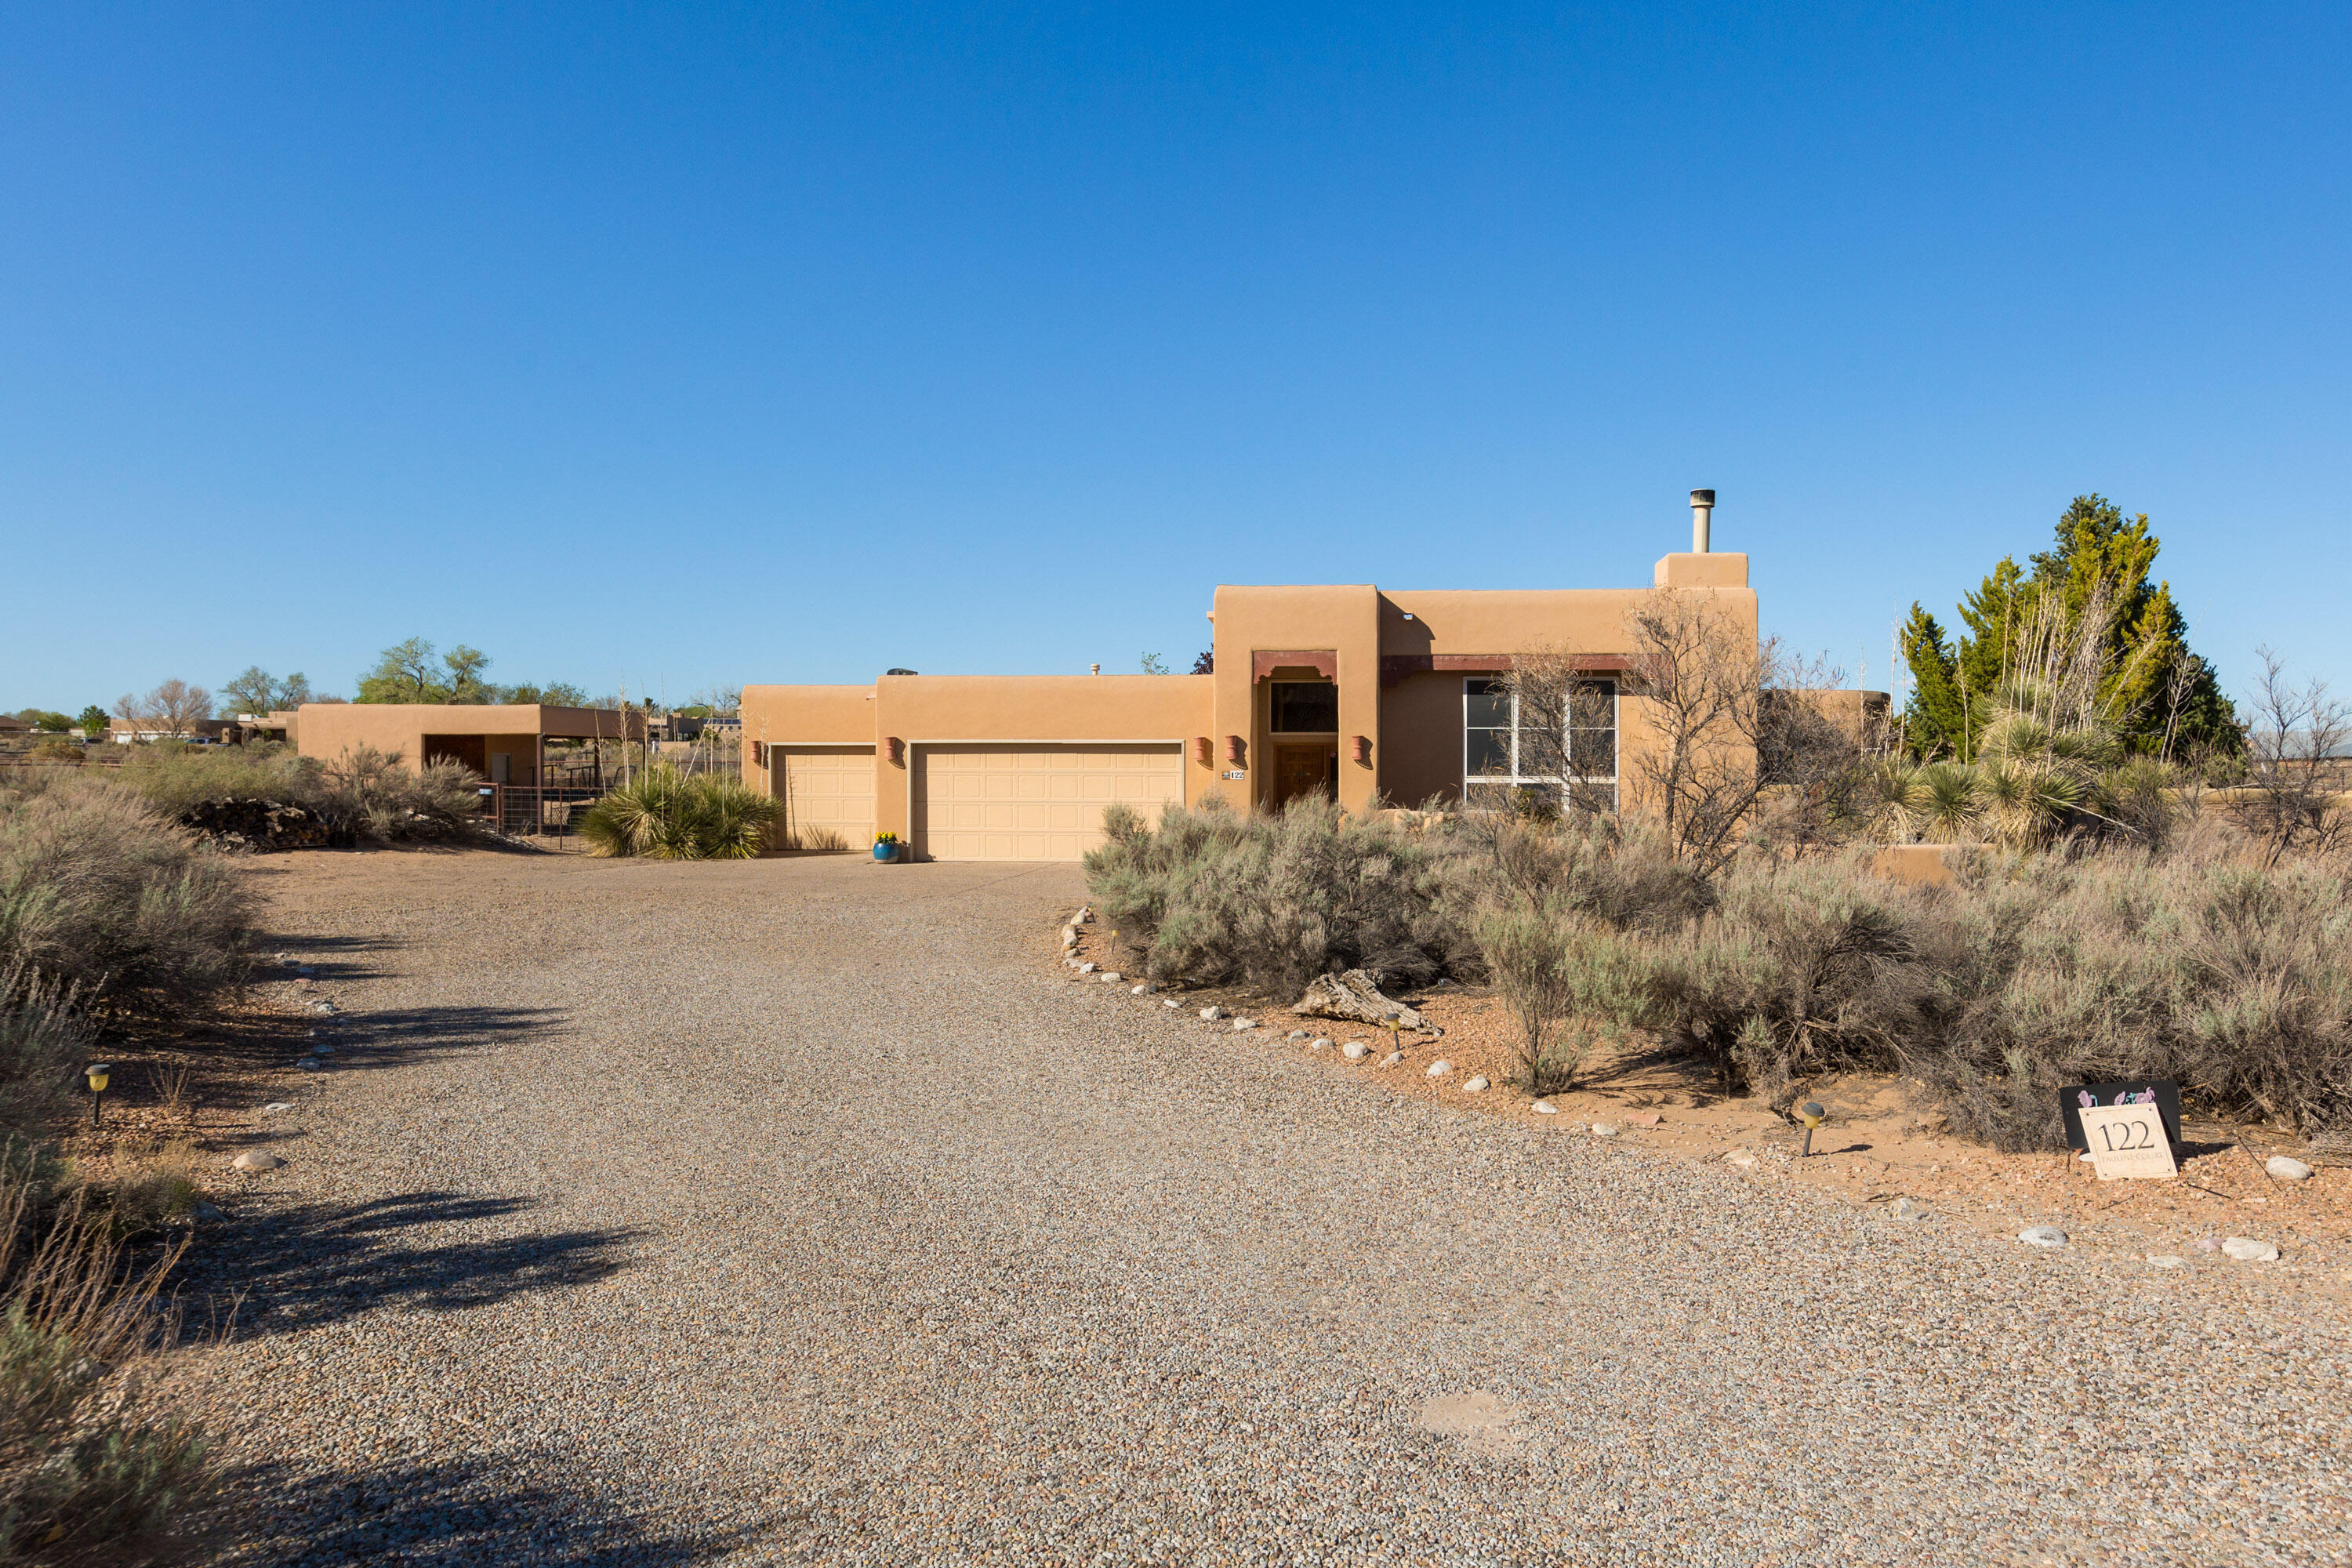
[1899,495,2240,760]
[1897,605,1965,758]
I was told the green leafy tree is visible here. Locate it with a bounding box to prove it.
[442,645,493,702]
[76,705,107,739]
[1900,495,2239,760]
[500,681,590,706]
[358,638,445,703]
[14,709,74,732]
[223,666,277,717]
[357,640,496,704]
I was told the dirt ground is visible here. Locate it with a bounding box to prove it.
[1073,926,2352,1298]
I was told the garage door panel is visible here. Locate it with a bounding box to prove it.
[771,746,875,848]
[913,743,1182,861]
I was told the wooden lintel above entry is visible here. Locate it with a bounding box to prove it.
[1251,649,1338,681]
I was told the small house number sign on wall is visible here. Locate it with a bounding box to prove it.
[2079,1104,2177,1181]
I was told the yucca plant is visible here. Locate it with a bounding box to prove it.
[1912,761,1984,841]
[578,765,782,860]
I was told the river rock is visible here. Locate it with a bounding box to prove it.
[232,1151,285,1173]
[2267,1156,2314,1182]
[2221,1236,2280,1262]
[2017,1225,2069,1249]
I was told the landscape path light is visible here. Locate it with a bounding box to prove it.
[85,1062,113,1127]
[1800,1101,1826,1159]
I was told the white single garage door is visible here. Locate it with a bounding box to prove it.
[770,745,875,850]
[913,743,1184,861]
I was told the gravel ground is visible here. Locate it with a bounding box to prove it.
[186,849,2351,1566]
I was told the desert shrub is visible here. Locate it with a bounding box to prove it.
[1461,814,1710,1094]
[317,746,481,843]
[1580,845,2352,1148]
[0,967,85,1153]
[578,766,782,860]
[1083,797,1478,996]
[109,743,326,817]
[0,782,253,1016]
[1625,855,1951,1104]
[0,1172,212,1566]
[34,742,477,848]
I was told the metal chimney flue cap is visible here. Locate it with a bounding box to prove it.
[1690,489,1715,506]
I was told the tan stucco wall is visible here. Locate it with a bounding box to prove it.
[1207,584,1382,812]
[739,686,877,755]
[296,704,642,779]
[1377,670,1471,808]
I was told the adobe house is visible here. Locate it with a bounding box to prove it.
[294,703,646,785]
[742,493,1767,862]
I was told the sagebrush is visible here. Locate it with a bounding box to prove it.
[0,782,254,1017]
[1083,797,1479,996]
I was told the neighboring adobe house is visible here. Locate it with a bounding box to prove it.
[293,703,647,784]
[110,717,239,743]
[742,493,1795,862]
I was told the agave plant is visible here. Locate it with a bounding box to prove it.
[578,765,782,859]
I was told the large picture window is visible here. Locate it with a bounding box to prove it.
[1464,676,1617,808]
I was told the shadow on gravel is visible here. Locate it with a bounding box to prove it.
[310,1003,565,1073]
[214,1454,728,1566]
[252,931,404,983]
[187,1192,637,1338]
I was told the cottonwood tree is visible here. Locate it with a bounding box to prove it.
[222,666,315,717]
[357,639,495,703]
[2241,647,2350,866]
[111,679,214,739]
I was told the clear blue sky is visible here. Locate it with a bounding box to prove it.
[5,3,2347,713]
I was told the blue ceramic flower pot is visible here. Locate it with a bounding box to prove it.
[872,841,897,862]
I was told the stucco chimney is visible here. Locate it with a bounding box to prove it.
[1690,489,1715,553]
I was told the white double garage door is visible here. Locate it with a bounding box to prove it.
[770,742,1183,861]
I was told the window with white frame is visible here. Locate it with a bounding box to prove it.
[1464,676,1617,807]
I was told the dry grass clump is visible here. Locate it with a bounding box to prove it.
[578,766,782,859]
[0,785,254,1017]
[1085,797,1481,996]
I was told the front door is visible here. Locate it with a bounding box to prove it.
[1272,743,1338,808]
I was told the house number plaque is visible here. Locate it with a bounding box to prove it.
[2079,1104,2177,1181]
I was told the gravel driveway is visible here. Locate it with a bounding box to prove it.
[191,849,2349,1566]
